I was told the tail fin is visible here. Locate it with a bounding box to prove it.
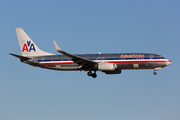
[16,28,54,57]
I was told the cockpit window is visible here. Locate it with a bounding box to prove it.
[159,56,165,59]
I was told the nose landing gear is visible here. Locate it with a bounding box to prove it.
[153,67,162,75]
[87,71,97,78]
[153,71,157,75]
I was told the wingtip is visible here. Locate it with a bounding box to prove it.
[53,40,62,51]
[9,53,14,56]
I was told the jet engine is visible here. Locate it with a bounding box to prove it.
[98,63,117,71]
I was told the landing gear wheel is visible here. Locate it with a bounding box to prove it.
[92,73,97,78]
[87,71,97,78]
[153,72,157,75]
[87,71,92,76]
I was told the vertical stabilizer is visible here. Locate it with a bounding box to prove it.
[16,28,54,57]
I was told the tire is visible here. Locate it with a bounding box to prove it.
[92,73,97,78]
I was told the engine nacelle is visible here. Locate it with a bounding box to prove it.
[98,63,117,71]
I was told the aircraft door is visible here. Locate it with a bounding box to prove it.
[150,55,154,62]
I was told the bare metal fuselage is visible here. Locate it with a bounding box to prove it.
[25,53,170,72]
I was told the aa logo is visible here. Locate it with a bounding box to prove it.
[22,41,36,52]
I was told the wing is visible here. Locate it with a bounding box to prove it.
[53,41,97,68]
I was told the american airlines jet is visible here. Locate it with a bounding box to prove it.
[9,28,171,78]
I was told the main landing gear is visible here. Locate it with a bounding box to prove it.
[87,71,97,78]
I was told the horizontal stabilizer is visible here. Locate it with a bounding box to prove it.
[9,53,31,60]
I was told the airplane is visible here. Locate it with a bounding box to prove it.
[9,28,171,78]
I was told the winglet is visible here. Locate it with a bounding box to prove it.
[53,40,62,51]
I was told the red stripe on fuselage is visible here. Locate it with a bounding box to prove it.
[40,59,169,65]
[40,61,74,65]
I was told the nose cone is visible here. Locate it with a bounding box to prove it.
[166,60,172,66]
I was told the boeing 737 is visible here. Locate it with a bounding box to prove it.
[9,28,171,78]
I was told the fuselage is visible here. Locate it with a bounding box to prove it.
[31,53,171,71]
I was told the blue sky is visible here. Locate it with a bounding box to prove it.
[0,0,180,120]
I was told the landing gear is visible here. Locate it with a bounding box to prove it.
[92,73,97,78]
[153,67,162,75]
[87,71,92,76]
[87,71,97,78]
[153,71,157,75]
